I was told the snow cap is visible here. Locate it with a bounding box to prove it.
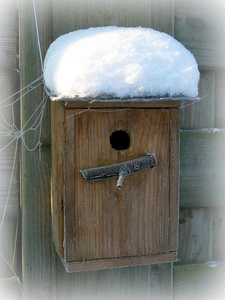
[44,26,200,100]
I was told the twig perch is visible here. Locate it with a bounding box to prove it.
[80,152,156,189]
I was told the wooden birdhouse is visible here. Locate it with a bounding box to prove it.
[46,27,199,272]
[51,98,182,272]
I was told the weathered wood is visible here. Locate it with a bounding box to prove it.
[51,107,179,269]
[53,0,152,40]
[212,207,225,261]
[0,219,18,278]
[67,253,177,272]
[54,259,174,299]
[52,0,175,41]
[215,70,225,128]
[63,99,182,109]
[51,101,65,259]
[54,257,151,300]
[180,70,214,130]
[174,0,225,68]
[180,130,225,208]
[0,0,17,70]
[0,137,18,220]
[151,0,174,35]
[174,263,225,300]
[169,109,179,252]
[177,208,213,265]
[150,263,173,300]
[20,0,53,298]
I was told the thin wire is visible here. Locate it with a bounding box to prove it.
[32,0,44,72]
[0,75,43,105]
[66,104,131,120]
[0,81,43,110]
[21,94,48,153]
[0,253,24,297]
[12,216,19,268]
[21,95,47,133]
[180,91,212,109]
[0,139,19,232]
[0,136,17,152]
[0,109,12,128]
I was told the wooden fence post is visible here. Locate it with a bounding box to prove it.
[20,0,53,298]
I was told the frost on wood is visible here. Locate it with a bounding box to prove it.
[43,26,200,100]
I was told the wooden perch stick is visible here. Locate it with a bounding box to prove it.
[80,152,156,189]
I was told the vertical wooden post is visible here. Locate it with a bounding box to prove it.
[0,0,20,290]
[20,0,53,298]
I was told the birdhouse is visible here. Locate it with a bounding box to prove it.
[45,27,199,272]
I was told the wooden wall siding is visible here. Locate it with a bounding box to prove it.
[0,219,18,278]
[215,70,225,128]
[177,208,213,265]
[53,0,174,40]
[180,130,225,208]
[174,263,225,300]
[179,70,214,130]
[212,207,225,261]
[20,0,53,298]
[54,258,173,300]
[0,277,21,299]
[19,0,225,298]
[0,137,18,220]
[174,0,225,68]
[0,0,17,70]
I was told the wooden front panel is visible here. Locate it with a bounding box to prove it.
[64,109,171,262]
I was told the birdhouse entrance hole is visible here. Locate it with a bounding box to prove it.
[110,130,130,151]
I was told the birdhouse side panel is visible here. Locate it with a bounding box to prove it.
[169,108,180,252]
[51,101,65,259]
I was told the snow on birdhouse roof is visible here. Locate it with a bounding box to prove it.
[43,26,200,100]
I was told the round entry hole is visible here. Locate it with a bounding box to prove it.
[110,130,130,151]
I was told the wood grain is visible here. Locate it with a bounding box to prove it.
[180,130,225,208]
[51,101,65,259]
[64,109,172,263]
[169,109,179,252]
[0,137,18,220]
[66,253,177,272]
[51,107,180,268]
[174,263,225,300]
[64,100,182,109]
[0,0,17,70]
[53,0,152,40]
[212,207,225,261]
[180,69,214,130]
[20,0,53,298]
[215,70,225,129]
[174,0,225,68]
[177,208,213,265]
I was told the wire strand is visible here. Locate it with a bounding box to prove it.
[32,0,44,72]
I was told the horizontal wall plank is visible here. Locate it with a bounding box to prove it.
[174,0,225,68]
[180,130,225,208]
[174,262,225,300]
